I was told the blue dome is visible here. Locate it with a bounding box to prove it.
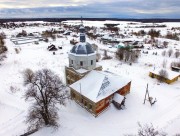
[70,42,95,55]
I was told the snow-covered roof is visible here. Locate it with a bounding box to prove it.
[113,93,124,103]
[102,35,112,40]
[63,30,72,34]
[115,43,125,48]
[119,38,143,42]
[80,26,85,29]
[76,68,88,74]
[70,70,131,103]
[150,68,180,80]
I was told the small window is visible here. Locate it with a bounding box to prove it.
[81,98,83,103]
[91,60,93,65]
[67,79,70,84]
[80,61,83,66]
[106,99,109,104]
[72,92,75,98]
[84,101,87,106]
[71,60,73,64]
[89,104,92,110]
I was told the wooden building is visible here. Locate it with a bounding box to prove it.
[70,70,131,117]
[149,69,179,84]
[112,93,126,110]
[70,39,78,45]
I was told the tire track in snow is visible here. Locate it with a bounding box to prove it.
[152,95,180,130]
[0,110,26,136]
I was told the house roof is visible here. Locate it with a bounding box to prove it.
[102,35,112,40]
[70,70,131,103]
[150,68,180,80]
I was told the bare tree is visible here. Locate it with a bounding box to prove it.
[102,50,112,60]
[124,50,130,62]
[104,49,108,58]
[165,32,179,41]
[167,49,173,57]
[125,123,167,136]
[158,69,168,82]
[51,34,56,41]
[161,50,166,57]
[0,32,6,39]
[129,50,140,63]
[96,52,101,62]
[116,48,124,61]
[23,69,69,130]
[163,41,168,48]
[174,51,180,58]
[0,54,6,63]
[148,29,161,38]
[162,59,167,68]
[116,48,140,63]
[0,36,8,64]
[0,36,7,52]
[137,123,167,136]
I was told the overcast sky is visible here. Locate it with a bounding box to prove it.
[0,0,180,18]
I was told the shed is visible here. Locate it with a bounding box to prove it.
[63,31,72,35]
[149,69,179,84]
[171,66,180,72]
[112,93,126,110]
[47,44,58,51]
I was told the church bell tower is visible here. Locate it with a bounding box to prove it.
[79,18,86,42]
[65,17,102,85]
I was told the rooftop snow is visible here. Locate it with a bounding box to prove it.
[70,70,131,103]
[150,68,180,80]
[113,93,124,103]
[76,68,89,74]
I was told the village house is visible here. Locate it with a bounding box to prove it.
[70,70,131,116]
[171,66,180,72]
[63,30,72,35]
[65,19,131,117]
[149,69,179,84]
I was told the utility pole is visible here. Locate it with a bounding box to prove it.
[143,83,157,106]
[143,84,149,104]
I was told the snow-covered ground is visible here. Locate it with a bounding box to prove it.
[0,21,180,136]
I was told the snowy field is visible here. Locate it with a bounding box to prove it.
[0,20,180,136]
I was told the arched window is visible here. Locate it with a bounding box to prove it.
[91,60,93,65]
[80,61,83,66]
